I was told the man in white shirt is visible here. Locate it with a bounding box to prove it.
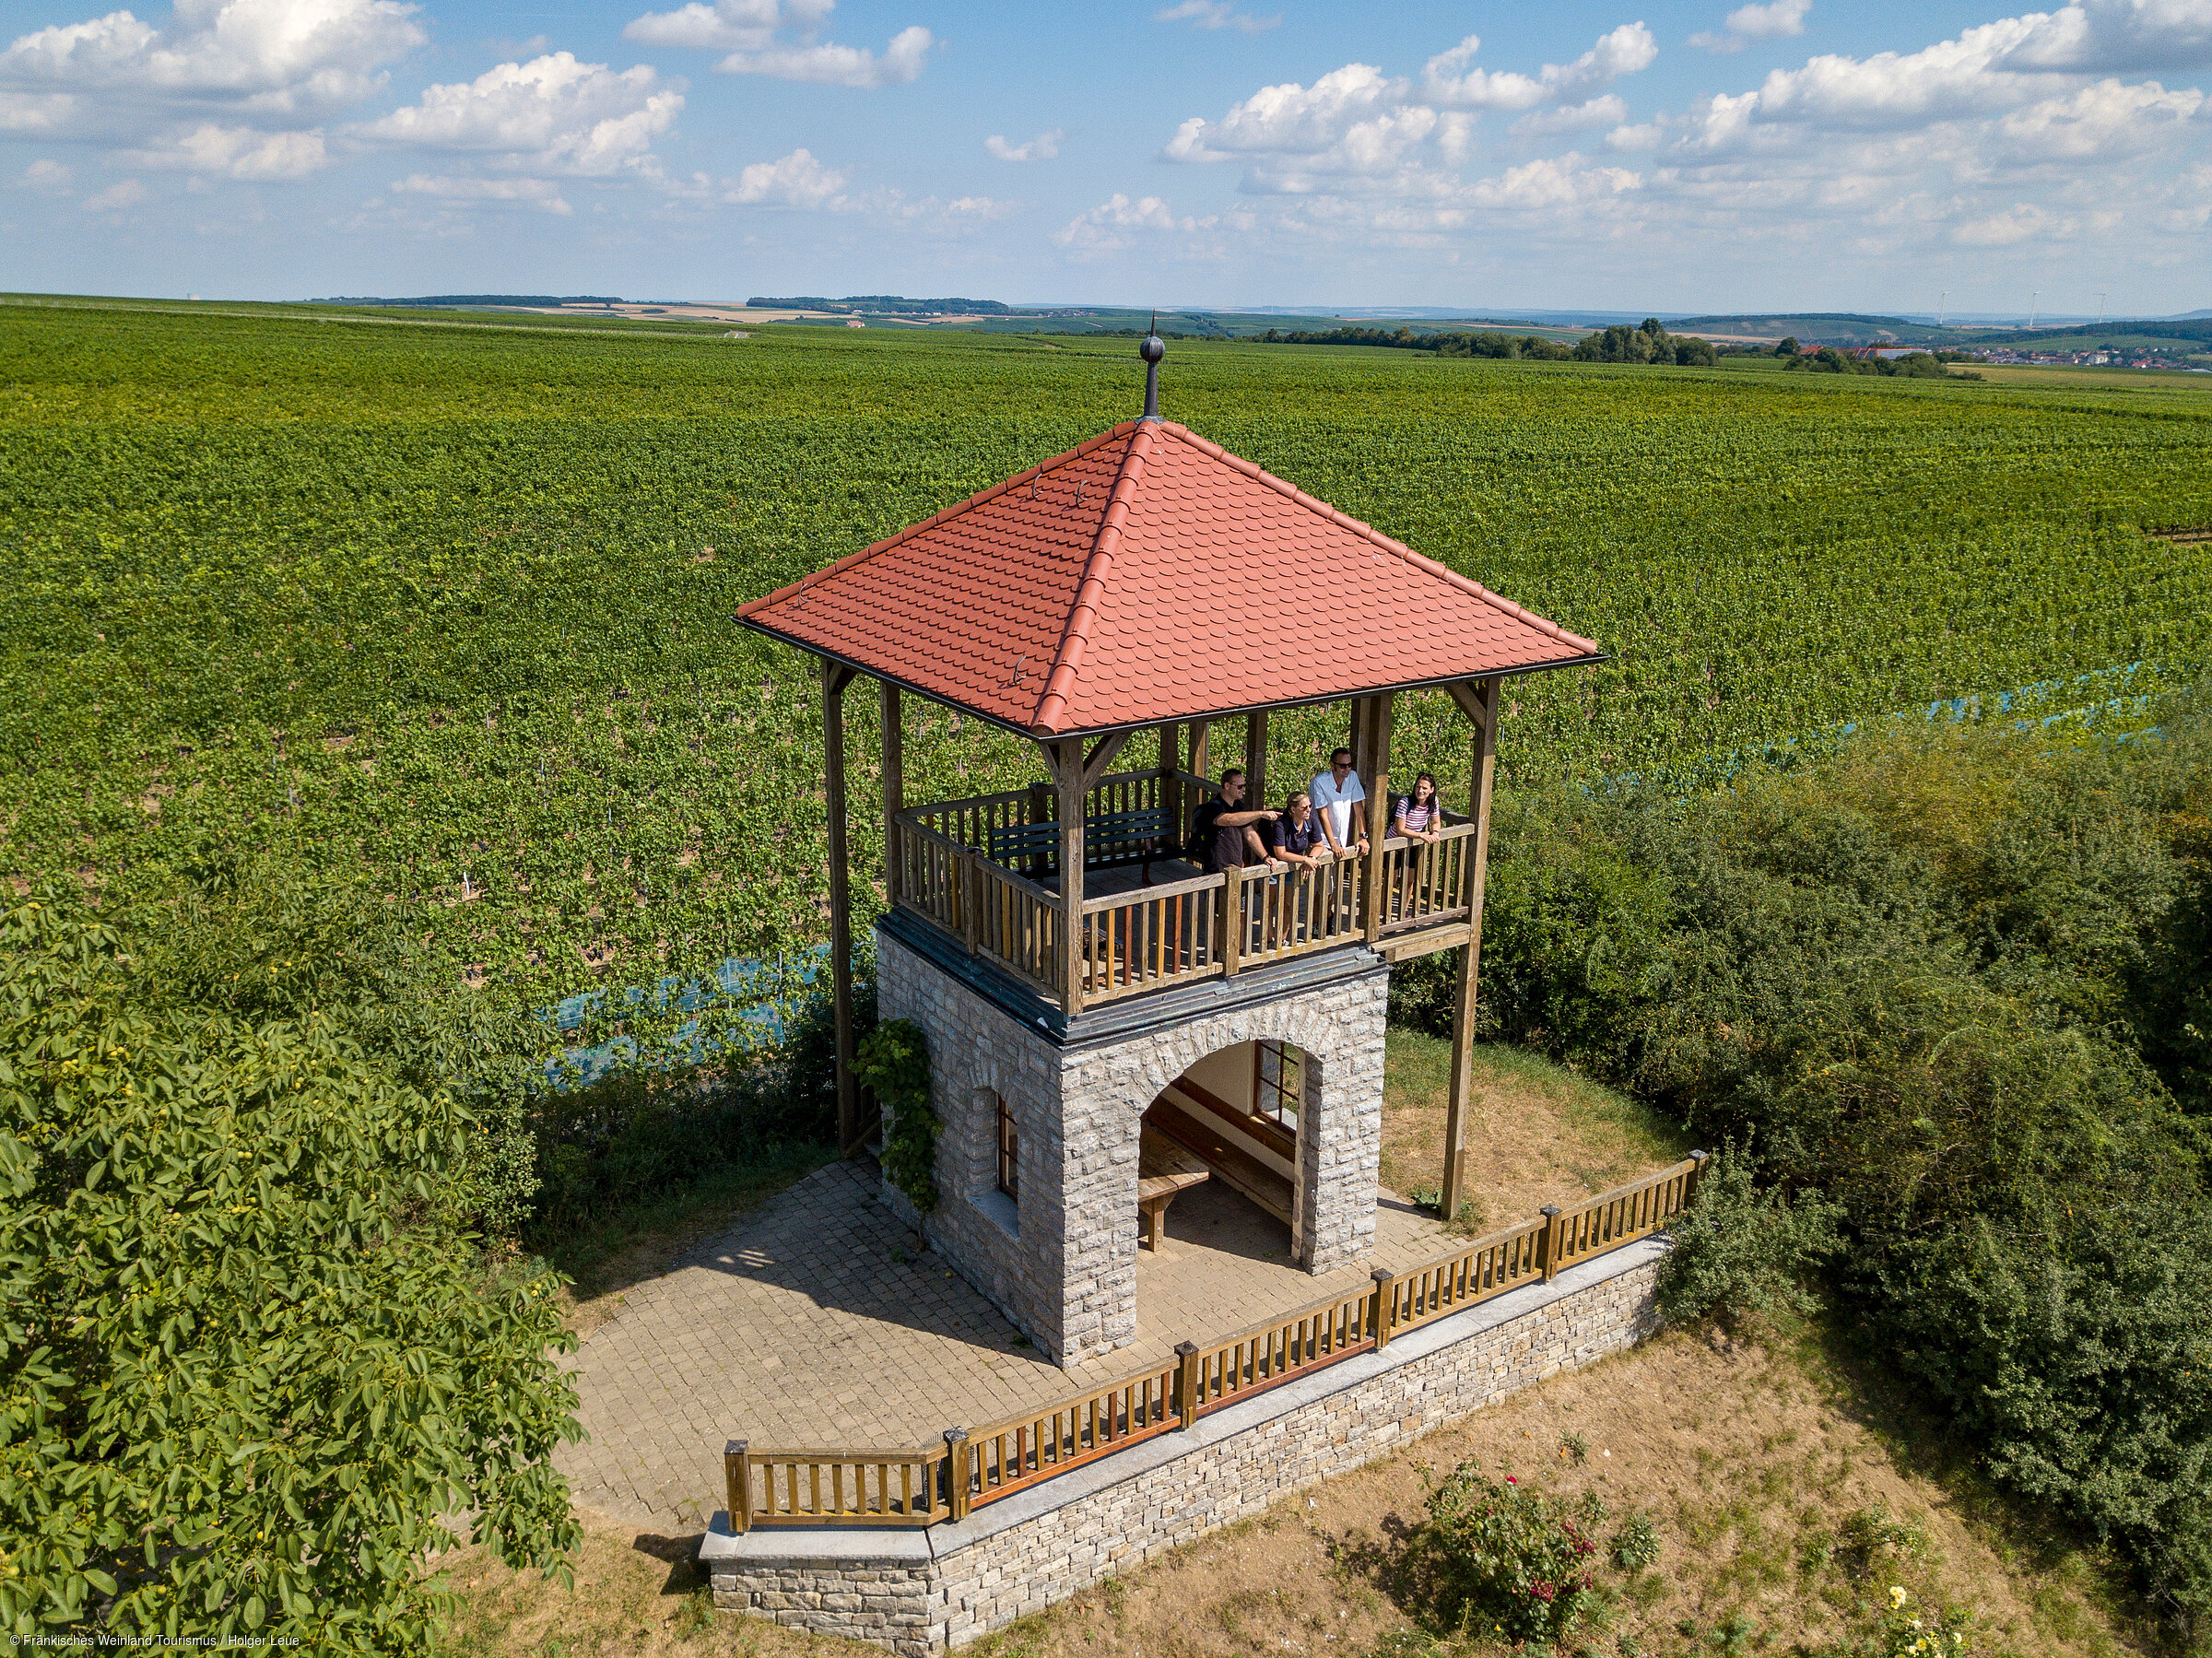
[1309,747,1370,859]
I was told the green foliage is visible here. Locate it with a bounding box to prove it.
[1417,1464,1604,1644]
[1611,1512,1662,1572]
[1654,1144,1843,1330]
[1466,710,2212,1636]
[1571,319,1717,366]
[0,890,581,1647]
[859,1018,937,1216]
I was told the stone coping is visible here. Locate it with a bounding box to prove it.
[700,1233,1669,1566]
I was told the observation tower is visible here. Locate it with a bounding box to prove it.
[734,331,1601,1364]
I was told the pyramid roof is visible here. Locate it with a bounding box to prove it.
[734,418,1600,738]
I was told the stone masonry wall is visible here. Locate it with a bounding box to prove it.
[877,928,1391,1367]
[702,1241,1665,1653]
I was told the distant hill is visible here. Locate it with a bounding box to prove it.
[311,294,626,307]
[1968,318,2212,347]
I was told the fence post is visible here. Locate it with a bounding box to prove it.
[725,1440,751,1535]
[944,1428,971,1523]
[1686,1148,1709,1208]
[1174,1340,1203,1429]
[1221,865,1243,977]
[1371,1266,1396,1352]
[1539,1205,1563,1282]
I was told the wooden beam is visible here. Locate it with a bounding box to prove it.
[1243,708,1268,808]
[1158,722,1182,850]
[1051,739,1087,1014]
[1081,730,1132,792]
[1362,691,1394,946]
[823,658,858,1155]
[1440,676,1500,1222]
[880,681,903,911]
[1187,720,1211,782]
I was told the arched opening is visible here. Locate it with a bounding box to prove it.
[1134,1039,1315,1330]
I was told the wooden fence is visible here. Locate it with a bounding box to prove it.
[722,1153,1704,1532]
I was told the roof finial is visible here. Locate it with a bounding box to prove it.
[1139,311,1165,421]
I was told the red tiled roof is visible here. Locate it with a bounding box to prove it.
[735,419,1600,736]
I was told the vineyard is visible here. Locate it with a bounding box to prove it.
[4,300,2211,1060]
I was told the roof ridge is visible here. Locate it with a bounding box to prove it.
[732,420,1141,624]
[1031,425,1154,735]
[1156,422,1599,657]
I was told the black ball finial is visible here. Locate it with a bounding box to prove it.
[1140,333,1165,364]
[1139,311,1165,419]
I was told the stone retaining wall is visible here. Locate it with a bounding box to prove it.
[701,1236,1666,1654]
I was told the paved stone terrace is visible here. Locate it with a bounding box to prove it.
[558,1157,1449,1532]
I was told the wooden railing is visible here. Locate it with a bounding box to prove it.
[722,1154,1705,1533]
[1374,820,1478,935]
[900,819,1065,998]
[1078,871,1221,999]
[1229,855,1368,971]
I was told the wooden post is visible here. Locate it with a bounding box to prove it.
[1159,721,1182,857]
[1441,676,1500,1224]
[1243,708,1268,808]
[1371,1265,1396,1351]
[726,1439,752,1535]
[944,1429,971,1522]
[1053,740,1087,1014]
[881,680,904,910]
[1174,1340,1202,1429]
[1221,862,1243,977]
[1540,1204,1564,1281]
[1362,691,1394,945]
[823,659,858,1154]
[1687,1148,1710,1205]
[1188,720,1211,783]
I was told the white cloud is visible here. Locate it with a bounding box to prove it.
[1465,152,1644,207]
[1155,1,1282,33]
[1953,200,2066,241]
[1422,23,1658,110]
[81,176,146,209]
[1691,0,1810,53]
[0,0,425,131]
[360,53,680,176]
[18,156,74,189]
[126,120,326,176]
[729,145,843,205]
[985,127,1061,160]
[1164,63,1408,161]
[1054,192,1219,254]
[1515,94,1630,135]
[392,171,571,211]
[625,0,931,86]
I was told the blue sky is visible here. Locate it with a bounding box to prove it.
[2,0,2206,312]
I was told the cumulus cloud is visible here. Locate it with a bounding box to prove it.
[729,145,843,205]
[17,156,74,189]
[1515,94,1630,135]
[1155,1,1282,33]
[985,127,1061,160]
[1421,22,1658,110]
[1690,0,1810,53]
[624,0,931,86]
[1055,192,1220,254]
[0,0,425,132]
[124,120,326,176]
[359,53,681,176]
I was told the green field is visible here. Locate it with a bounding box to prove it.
[5,299,2210,1043]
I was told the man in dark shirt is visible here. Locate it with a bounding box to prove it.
[1190,768,1281,874]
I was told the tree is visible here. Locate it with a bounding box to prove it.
[1675,337,1716,367]
[0,893,582,1648]
[1774,335,1799,356]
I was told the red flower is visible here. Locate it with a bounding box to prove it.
[1504,1476,1516,1485]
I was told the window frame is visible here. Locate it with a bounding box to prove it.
[994,1095,1019,1202]
[1253,1040,1302,1135]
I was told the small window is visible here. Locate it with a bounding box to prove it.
[1254,1041,1301,1135]
[995,1096,1019,1202]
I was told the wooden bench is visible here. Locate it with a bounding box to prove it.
[988,805,1179,878]
[1137,1128,1210,1252]
[1142,1092,1294,1228]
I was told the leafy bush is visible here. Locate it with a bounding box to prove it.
[0,892,580,1647]
[861,1018,936,1217]
[1654,1144,1842,1329]
[1611,1512,1661,1571]
[1416,1464,1602,1644]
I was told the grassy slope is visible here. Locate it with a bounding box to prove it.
[437,1046,2140,1657]
[6,304,2211,1052]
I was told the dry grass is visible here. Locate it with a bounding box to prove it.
[1380,1033,1691,1233]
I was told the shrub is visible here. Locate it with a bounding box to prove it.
[0,891,580,1647]
[861,1018,937,1217]
[1611,1511,1661,1571]
[1654,1144,1842,1329]
[1417,1464,1602,1643]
